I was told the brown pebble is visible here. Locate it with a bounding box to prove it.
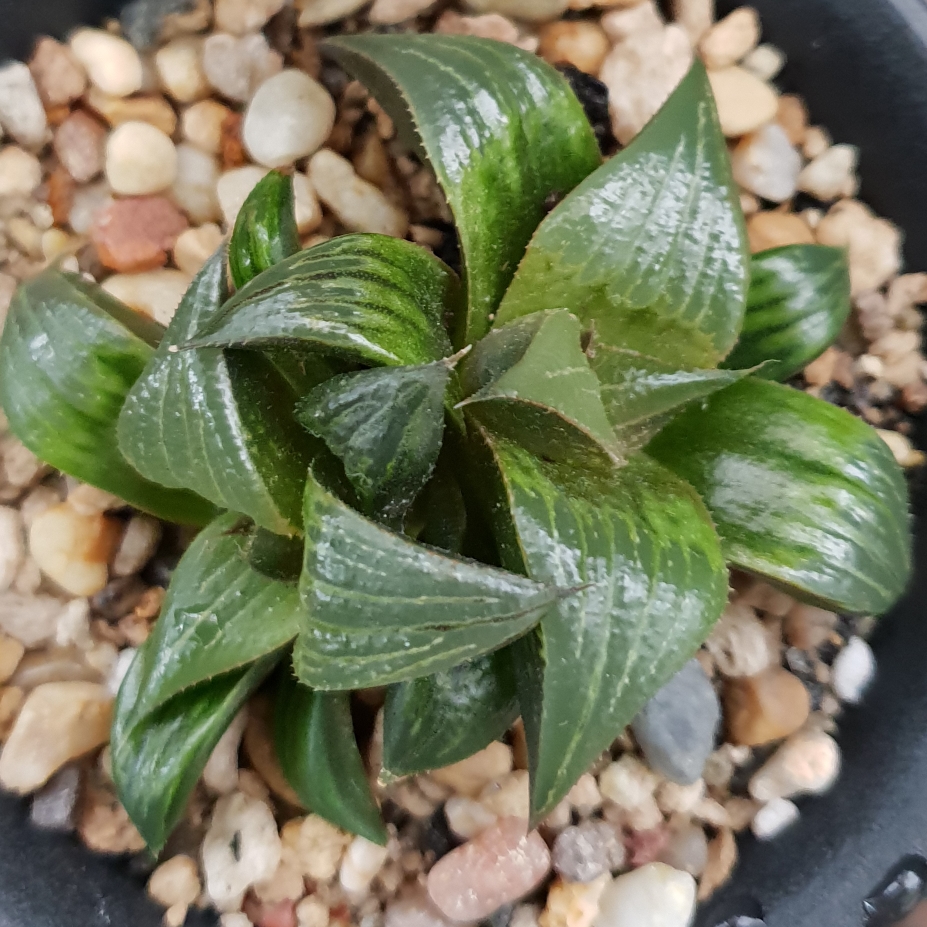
[29,36,87,107]
[698,828,737,901]
[243,695,305,807]
[47,166,76,227]
[783,603,838,650]
[776,94,808,146]
[803,346,839,387]
[538,20,610,75]
[79,777,146,854]
[747,211,815,252]
[902,380,927,413]
[91,197,189,273]
[220,110,248,169]
[625,825,670,867]
[85,88,178,137]
[724,667,811,747]
[54,110,107,183]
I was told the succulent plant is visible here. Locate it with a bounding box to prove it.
[0,35,910,852]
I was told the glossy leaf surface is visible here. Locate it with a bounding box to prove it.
[0,269,214,524]
[229,170,300,290]
[129,513,301,720]
[723,245,852,380]
[460,311,619,463]
[297,360,453,527]
[382,650,518,778]
[112,654,275,854]
[117,249,314,535]
[190,235,455,367]
[274,670,386,844]
[496,62,749,368]
[648,378,911,614]
[476,430,727,821]
[295,470,561,690]
[322,34,601,345]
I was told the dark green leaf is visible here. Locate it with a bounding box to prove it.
[247,527,305,583]
[129,513,300,720]
[189,235,456,368]
[112,655,276,854]
[0,269,215,525]
[459,311,619,463]
[588,340,751,453]
[296,359,454,527]
[117,248,315,535]
[722,245,852,380]
[412,452,468,554]
[647,378,912,614]
[382,650,518,778]
[295,469,561,690]
[229,170,300,290]
[274,669,386,844]
[474,429,727,822]
[322,34,601,345]
[495,61,749,368]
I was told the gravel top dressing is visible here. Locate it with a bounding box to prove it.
[0,2,923,927]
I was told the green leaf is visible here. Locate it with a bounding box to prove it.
[112,653,276,854]
[0,269,215,525]
[382,650,518,778]
[321,34,601,346]
[188,235,456,368]
[247,526,305,583]
[296,359,454,528]
[722,245,852,381]
[117,248,315,535]
[474,429,727,822]
[124,513,299,722]
[459,311,619,463]
[295,469,561,690]
[229,170,300,290]
[588,340,751,453]
[647,378,912,614]
[412,452,468,554]
[274,669,386,844]
[495,61,749,369]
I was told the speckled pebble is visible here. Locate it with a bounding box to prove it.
[552,821,626,882]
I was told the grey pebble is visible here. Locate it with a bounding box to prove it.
[632,658,720,785]
[551,821,626,883]
[30,765,81,832]
[120,0,197,48]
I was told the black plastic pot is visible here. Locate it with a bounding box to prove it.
[1,1,926,925]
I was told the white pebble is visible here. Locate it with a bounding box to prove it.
[749,730,841,802]
[216,0,287,34]
[112,515,161,578]
[339,836,390,898]
[593,863,696,927]
[698,7,760,70]
[243,70,335,169]
[309,149,409,238]
[54,598,93,649]
[148,855,202,909]
[797,143,859,202]
[0,63,48,150]
[181,99,230,155]
[172,142,221,224]
[106,121,178,195]
[751,797,799,840]
[216,165,270,228]
[741,43,786,82]
[0,147,42,197]
[479,770,530,820]
[369,0,438,24]
[705,603,773,677]
[203,709,248,794]
[0,593,64,648]
[462,0,568,20]
[174,224,224,276]
[69,29,143,98]
[831,636,876,704]
[68,182,113,235]
[444,796,498,840]
[106,647,137,697]
[297,0,374,26]
[155,37,209,104]
[731,123,802,203]
[103,270,192,326]
[203,32,283,105]
[0,507,25,593]
[430,742,514,797]
[293,173,323,234]
[203,792,282,911]
[707,66,779,137]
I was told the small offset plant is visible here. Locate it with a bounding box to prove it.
[0,35,911,850]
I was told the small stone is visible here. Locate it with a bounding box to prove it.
[172,142,221,223]
[70,29,144,98]
[103,269,192,325]
[68,484,123,517]
[593,863,696,927]
[174,223,224,275]
[203,792,283,911]
[463,0,568,19]
[244,698,304,806]
[155,37,209,103]
[707,66,778,137]
[29,503,120,597]
[54,599,93,649]
[292,0,370,23]
[296,896,331,927]
[106,647,137,697]
[731,123,802,203]
[384,886,462,927]
[0,146,43,197]
[697,828,736,901]
[656,779,705,816]
[538,21,610,74]
[748,730,841,801]
[182,99,231,155]
[106,121,178,196]
[29,37,87,107]
[705,603,773,677]
[30,764,81,831]
[479,770,530,820]
[244,70,335,169]
[672,0,713,43]
[10,645,100,689]
[803,346,840,387]
[0,507,24,593]
[149,855,202,909]
[369,0,438,24]
[816,200,902,295]
[281,815,351,881]
[203,32,284,104]
[742,43,786,82]
[797,144,859,202]
[0,686,24,739]
[0,63,48,149]
[751,797,799,840]
[66,181,111,235]
[309,149,409,237]
[632,659,720,785]
[445,796,498,840]
[512,904,543,927]
[119,0,210,49]
[567,774,603,816]
[216,0,287,34]
[292,173,323,235]
[657,823,708,877]
[541,876,609,927]
[0,634,25,685]
[92,196,189,273]
[428,817,551,922]
[552,821,626,882]
[435,11,521,43]
[112,515,162,577]
[0,681,111,792]
[831,636,876,704]
[86,88,178,136]
[699,7,760,70]
[599,755,659,811]
[254,858,306,906]
[340,836,390,898]
[0,594,63,648]
[79,778,146,854]
[776,94,808,147]
[217,165,270,228]
[878,428,923,467]
[431,742,514,797]
[725,667,811,747]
